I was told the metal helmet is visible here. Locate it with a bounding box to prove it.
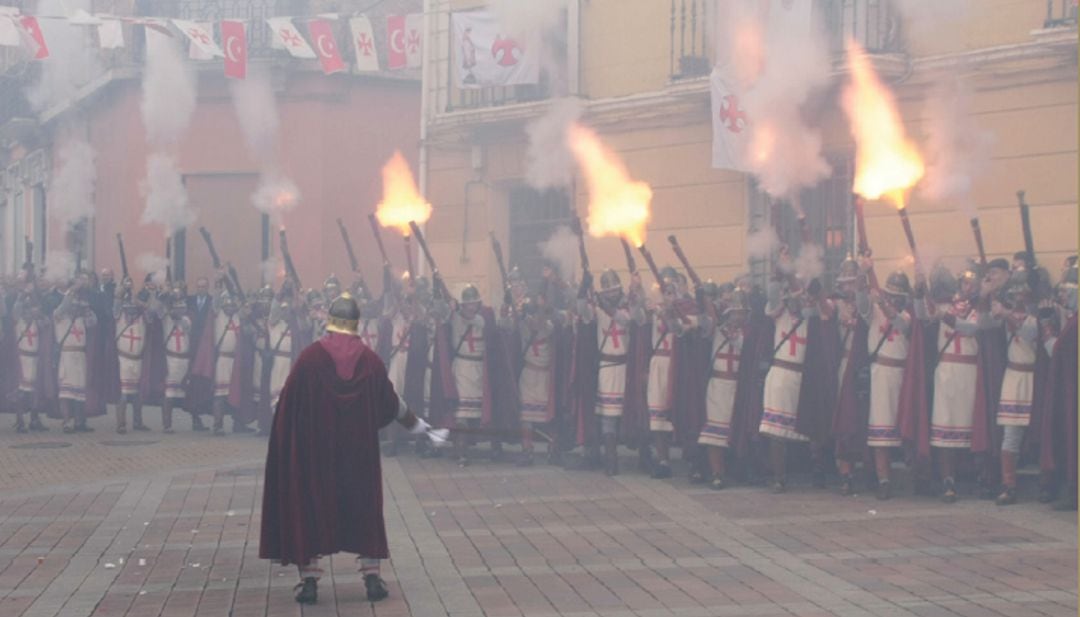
[507,266,524,285]
[305,288,323,306]
[171,298,188,312]
[700,280,719,300]
[930,265,957,303]
[1063,259,1078,288]
[599,269,622,293]
[883,270,911,297]
[659,266,679,284]
[326,292,360,334]
[723,289,751,316]
[1004,270,1031,299]
[257,284,274,302]
[836,256,859,283]
[460,284,481,305]
[220,291,238,310]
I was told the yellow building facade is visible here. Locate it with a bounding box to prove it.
[418,0,1077,302]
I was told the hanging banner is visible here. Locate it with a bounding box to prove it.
[19,16,49,59]
[267,16,315,59]
[97,19,124,49]
[221,19,247,79]
[386,14,406,70]
[0,10,21,48]
[176,20,221,59]
[308,18,344,74]
[450,11,538,89]
[405,13,422,68]
[349,15,379,72]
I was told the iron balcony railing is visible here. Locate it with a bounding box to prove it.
[135,0,310,59]
[669,0,710,81]
[1045,0,1079,28]
[821,0,903,55]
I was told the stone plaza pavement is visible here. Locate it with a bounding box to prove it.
[0,416,1075,617]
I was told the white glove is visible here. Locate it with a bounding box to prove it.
[427,428,450,447]
[408,417,431,435]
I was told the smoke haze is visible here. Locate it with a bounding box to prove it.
[525,98,583,190]
[230,70,280,162]
[43,251,76,284]
[141,30,196,148]
[539,225,580,280]
[920,81,995,217]
[745,226,780,260]
[27,0,103,111]
[252,173,300,220]
[136,253,170,283]
[140,154,196,234]
[50,140,97,228]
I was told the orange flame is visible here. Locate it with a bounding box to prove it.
[566,123,652,247]
[842,41,925,209]
[375,151,432,236]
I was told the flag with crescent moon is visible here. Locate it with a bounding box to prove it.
[450,11,539,89]
[221,20,246,79]
[349,15,379,72]
[173,19,222,59]
[386,14,406,70]
[267,16,315,59]
[308,18,344,75]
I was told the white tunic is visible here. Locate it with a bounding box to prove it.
[266,319,293,407]
[16,318,40,393]
[387,313,411,398]
[997,314,1037,427]
[116,315,148,395]
[699,327,743,448]
[56,316,90,402]
[163,316,191,400]
[213,312,241,397]
[866,304,909,448]
[759,309,809,442]
[451,312,486,420]
[930,303,979,448]
[252,319,270,402]
[519,322,553,424]
[647,318,675,432]
[595,308,630,418]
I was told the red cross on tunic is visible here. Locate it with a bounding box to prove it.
[396,328,409,349]
[715,348,739,373]
[878,323,897,342]
[657,322,671,351]
[606,322,624,350]
[226,319,241,336]
[951,331,968,354]
[463,328,481,354]
[531,337,546,357]
[170,327,187,352]
[787,328,808,357]
[69,324,85,344]
[23,324,37,348]
[120,328,143,353]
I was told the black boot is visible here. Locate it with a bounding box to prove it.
[294,577,318,604]
[192,416,209,432]
[839,474,853,496]
[365,574,389,601]
[603,434,619,476]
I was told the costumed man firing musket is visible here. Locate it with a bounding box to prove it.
[162,286,194,433]
[113,278,164,434]
[10,284,55,433]
[829,257,870,496]
[55,272,100,433]
[697,287,750,489]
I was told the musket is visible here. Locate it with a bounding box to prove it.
[279,228,301,289]
[636,242,664,288]
[970,217,987,268]
[165,237,173,284]
[853,196,880,289]
[367,214,391,267]
[570,216,592,297]
[1017,190,1036,269]
[667,234,702,289]
[490,232,510,291]
[620,237,638,276]
[23,236,34,281]
[227,263,246,304]
[404,234,416,281]
[336,218,360,273]
[199,226,222,269]
[409,220,451,300]
[116,233,130,282]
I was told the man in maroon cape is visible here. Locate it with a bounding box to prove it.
[830,258,871,496]
[1038,262,1077,511]
[260,293,436,604]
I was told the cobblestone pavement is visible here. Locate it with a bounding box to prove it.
[0,413,1075,617]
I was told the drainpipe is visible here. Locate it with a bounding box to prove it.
[417,0,433,277]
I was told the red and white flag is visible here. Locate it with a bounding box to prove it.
[308,18,344,75]
[175,20,221,59]
[386,14,406,70]
[349,15,379,72]
[0,9,21,48]
[450,12,539,88]
[710,68,751,172]
[221,20,247,79]
[405,13,422,69]
[19,16,48,59]
[268,16,315,59]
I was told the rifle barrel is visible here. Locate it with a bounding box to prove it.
[368,214,391,266]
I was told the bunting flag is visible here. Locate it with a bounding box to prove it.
[19,16,49,59]
[386,14,406,70]
[221,20,247,79]
[308,18,344,74]
[405,13,422,68]
[177,20,221,59]
[268,16,315,59]
[0,10,20,47]
[349,15,379,72]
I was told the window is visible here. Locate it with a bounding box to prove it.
[32,185,46,266]
[508,186,573,290]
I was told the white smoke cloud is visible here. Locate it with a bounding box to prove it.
[43,251,76,284]
[893,0,974,42]
[140,154,195,234]
[919,81,995,218]
[136,253,169,284]
[49,140,96,228]
[525,98,583,190]
[26,0,103,111]
[745,226,780,260]
[539,225,580,280]
[486,0,566,38]
[230,70,279,162]
[795,243,824,281]
[721,1,832,198]
[261,257,282,284]
[252,173,300,220]
[141,30,196,148]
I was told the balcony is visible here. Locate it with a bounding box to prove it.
[1044,0,1079,28]
[821,0,903,56]
[669,0,711,81]
[135,0,311,59]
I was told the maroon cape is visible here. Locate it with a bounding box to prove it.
[186,310,217,415]
[898,318,934,467]
[401,320,430,416]
[1038,314,1077,489]
[138,315,167,405]
[0,314,16,412]
[832,317,870,462]
[83,316,117,417]
[259,335,400,566]
[730,312,773,458]
[672,325,710,449]
[793,316,840,444]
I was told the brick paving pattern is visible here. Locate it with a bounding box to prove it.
[0,414,1074,616]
